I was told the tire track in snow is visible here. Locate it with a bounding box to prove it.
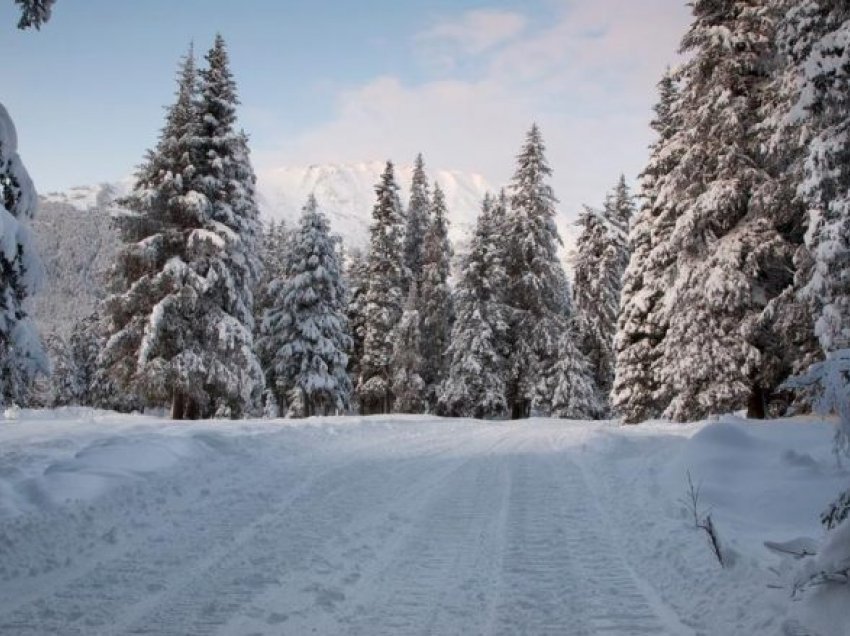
[547,454,697,636]
[489,452,591,636]
[0,422,487,635]
[121,426,512,635]
[334,448,512,636]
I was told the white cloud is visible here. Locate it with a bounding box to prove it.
[254,1,692,223]
[417,9,527,62]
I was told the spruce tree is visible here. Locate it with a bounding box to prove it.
[99,47,205,417]
[255,219,288,324]
[0,0,54,406]
[777,1,850,354]
[391,284,427,413]
[769,1,850,442]
[438,194,509,418]
[658,0,805,421]
[186,34,264,417]
[503,124,574,418]
[49,313,101,407]
[573,178,632,411]
[258,195,352,417]
[403,153,430,293]
[612,72,682,423]
[613,3,805,423]
[100,41,263,419]
[357,161,405,414]
[344,247,369,383]
[0,103,47,407]
[550,329,603,420]
[419,182,454,406]
[14,0,55,29]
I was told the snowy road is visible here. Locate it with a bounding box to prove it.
[0,413,840,635]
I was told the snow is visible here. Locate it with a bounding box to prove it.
[0,410,847,634]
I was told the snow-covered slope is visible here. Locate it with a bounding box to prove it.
[39,162,579,262]
[0,411,845,634]
[258,161,493,253]
[30,199,121,341]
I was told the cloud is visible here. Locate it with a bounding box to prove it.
[254,0,692,223]
[416,9,527,67]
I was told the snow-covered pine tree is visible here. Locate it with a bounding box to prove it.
[403,153,430,294]
[739,0,822,417]
[649,1,802,422]
[777,2,850,356]
[419,182,454,407]
[255,219,287,413]
[550,327,604,420]
[98,46,206,417]
[357,161,405,414]
[608,175,635,232]
[0,0,55,408]
[769,1,850,445]
[438,194,510,418]
[0,103,47,408]
[344,247,369,384]
[490,188,510,259]
[49,313,101,407]
[14,0,55,29]
[255,219,288,325]
[503,124,574,418]
[258,195,351,417]
[573,178,633,412]
[100,41,263,419]
[390,283,427,413]
[613,71,682,424]
[188,34,264,417]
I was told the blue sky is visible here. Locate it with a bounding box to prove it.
[0,0,690,215]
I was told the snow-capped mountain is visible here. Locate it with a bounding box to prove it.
[39,161,578,260]
[257,161,494,252]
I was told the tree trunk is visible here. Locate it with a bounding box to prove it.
[185,398,200,420]
[171,390,185,421]
[511,400,529,420]
[747,385,766,419]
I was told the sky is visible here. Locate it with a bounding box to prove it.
[0,0,691,219]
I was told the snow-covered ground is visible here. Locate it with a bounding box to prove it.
[0,410,846,635]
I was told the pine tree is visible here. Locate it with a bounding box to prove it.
[769,1,850,442]
[185,34,264,417]
[550,328,604,419]
[613,3,805,423]
[14,0,55,29]
[0,103,47,407]
[439,194,509,418]
[503,124,574,418]
[100,41,264,419]
[573,178,633,412]
[49,313,101,407]
[778,1,850,355]
[344,247,369,383]
[258,195,352,417]
[658,0,808,422]
[403,153,430,293]
[613,72,682,423]
[0,0,55,407]
[419,182,454,406]
[99,46,205,417]
[391,284,427,413]
[255,219,288,323]
[357,161,405,414]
